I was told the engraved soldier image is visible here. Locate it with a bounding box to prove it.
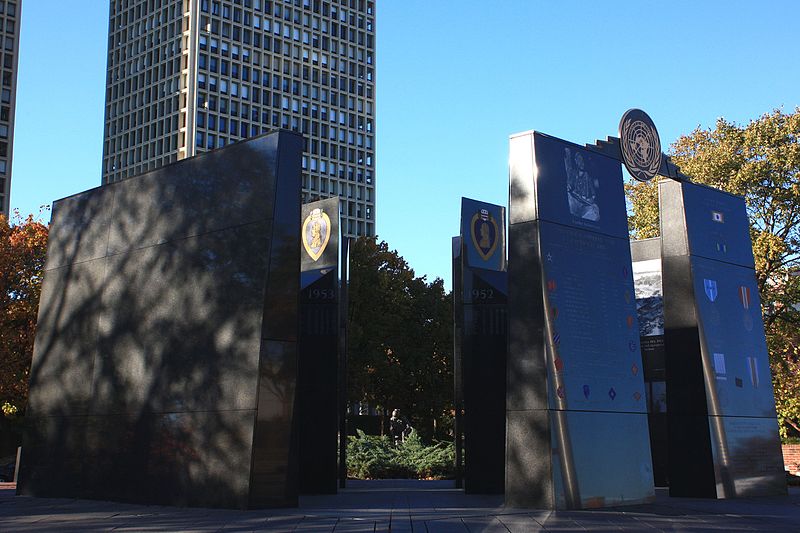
[564,147,600,222]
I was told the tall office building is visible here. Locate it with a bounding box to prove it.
[102,0,375,236]
[0,0,20,217]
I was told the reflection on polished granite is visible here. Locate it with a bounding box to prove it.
[660,180,786,499]
[19,131,303,509]
[2,482,799,532]
[507,131,654,509]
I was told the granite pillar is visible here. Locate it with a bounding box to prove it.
[298,197,340,494]
[506,131,654,509]
[659,179,786,498]
[19,131,303,509]
[454,198,507,494]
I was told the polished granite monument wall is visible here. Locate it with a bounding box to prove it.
[631,238,669,487]
[453,198,507,494]
[659,179,786,498]
[298,197,339,494]
[18,131,303,509]
[507,131,654,509]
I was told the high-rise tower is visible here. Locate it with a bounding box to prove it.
[102,0,375,236]
[0,0,20,217]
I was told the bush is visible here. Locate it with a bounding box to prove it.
[346,429,454,479]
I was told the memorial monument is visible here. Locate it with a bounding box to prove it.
[453,198,507,494]
[659,179,786,497]
[18,131,304,509]
[298,197,340,494]
[631,238,669,486]
[506,127,654,509]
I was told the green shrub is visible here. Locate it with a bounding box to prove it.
[346,429,454,479]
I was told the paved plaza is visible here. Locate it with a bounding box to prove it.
[1,480,799,532]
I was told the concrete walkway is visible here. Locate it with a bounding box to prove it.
[1,480,799,532]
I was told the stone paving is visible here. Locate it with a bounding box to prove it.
[1,480,799,532]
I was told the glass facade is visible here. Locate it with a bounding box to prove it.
[102,0,375,236]
[0,0,19,217]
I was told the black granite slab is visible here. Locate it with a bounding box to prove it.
[298,197,340,495]
[20,131,303,510]
[457,198,507,494]
[506,131,654,510]
[659,179,785,498]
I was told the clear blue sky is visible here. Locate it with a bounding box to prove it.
[10,1,800,289]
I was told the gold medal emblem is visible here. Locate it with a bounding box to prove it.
[470,209,499,261]
[302,208,331,261]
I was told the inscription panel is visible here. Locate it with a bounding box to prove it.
[539,221,646,414]
[691,255,776,418]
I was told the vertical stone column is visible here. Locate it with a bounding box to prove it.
[298,197,340,494]
[456,198,507,494]
[659,179,786,498]
[506,131,654,509]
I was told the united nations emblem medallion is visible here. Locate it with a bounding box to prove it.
[619,109,662,182]
[302,208,331,261]
[470,208,499,261]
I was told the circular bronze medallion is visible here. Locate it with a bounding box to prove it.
[619,109,662,182]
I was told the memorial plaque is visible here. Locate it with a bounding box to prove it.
[631,238,668,486]
[455,198,507,494]
[298,197,340,494]
[19,131,304,509]
[507,131,654,509]
[659,179,785,498]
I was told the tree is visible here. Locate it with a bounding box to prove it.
[626,108,800,438]
[0,211,49,417]
[347,237,453,441]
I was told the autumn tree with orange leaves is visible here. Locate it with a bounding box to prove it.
[0,211,48,417]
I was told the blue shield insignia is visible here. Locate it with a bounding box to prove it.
[704,279,718,302]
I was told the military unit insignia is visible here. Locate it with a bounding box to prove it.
[470,209,499,261]
[301,208,331,261]
[703,279,718,302]
[619,109,662,183]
